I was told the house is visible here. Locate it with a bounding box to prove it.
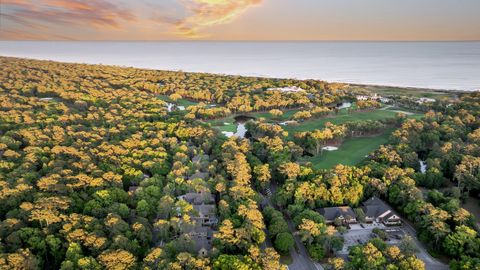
[178,192,215,205]
[416,97,436,104]
[189,171,209,181]
[356,93,381,101]
[177,191,218,256]
[267,86,306,93]
[188,226,215,257]
[362,197,401,226]
[355,95,370,101]
[177,192,218,226]
[193,204,218,226]
[318,206,357,225]
[380,97,392,104]
[192,154,209,164]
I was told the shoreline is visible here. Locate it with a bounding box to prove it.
[0,55,475,93]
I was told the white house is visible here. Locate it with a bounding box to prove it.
[356,93,381,101]
[416,97,436,104]
[267,86,306,93]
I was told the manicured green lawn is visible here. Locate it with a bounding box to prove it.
[206,109,302,132]
[205,106,423,169]
[207,115,236,126]
[283,109,422,138]
[216,122,237,133]
[300,131,392,170]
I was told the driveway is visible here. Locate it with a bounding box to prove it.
[401,224,449,270]
[285,217,324,270]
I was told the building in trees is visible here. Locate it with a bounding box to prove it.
[318,206,357,226]
[362,197,402,226]
[178,191,218,256]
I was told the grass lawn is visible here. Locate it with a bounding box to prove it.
[216,122,237,133]
[283,109,422,139]
[207,115,235,124]
[206,109,302,133]
[300,131,392,170]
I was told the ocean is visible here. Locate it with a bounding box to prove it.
[1,41,479,91]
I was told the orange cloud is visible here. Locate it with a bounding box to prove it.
[1,0,262,40]
[1,0,135,40]
[174,0,263,38]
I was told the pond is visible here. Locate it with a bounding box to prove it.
[166,103,186,112]
[419,160,427,173]
[337,102,352,109]
[222,115,255,138]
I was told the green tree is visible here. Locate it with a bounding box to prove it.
[443,225,478,257]
[274,232,294,254]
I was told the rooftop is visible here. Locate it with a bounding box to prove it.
[189,171,209,180]
[267,86,306,93]
[318,206,356,221]
[193,204,216,217]
[178,192,215,205]
[362,196,396,219]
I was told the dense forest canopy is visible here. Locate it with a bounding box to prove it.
[0,57,479,270]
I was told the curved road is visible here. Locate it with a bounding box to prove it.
[262,184,323,270]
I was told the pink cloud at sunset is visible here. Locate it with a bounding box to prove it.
[0,0,479,40]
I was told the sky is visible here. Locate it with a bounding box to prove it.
[1,0,479,41]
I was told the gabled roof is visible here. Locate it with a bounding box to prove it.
[318,206,356,221]
[193,204,216,217]
[362,196,397,219]
[187,226,215,252]
[192,154,209,163]
[178,192,214,205]
[189,172,209,180]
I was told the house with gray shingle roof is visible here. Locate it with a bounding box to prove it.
[362,196,401,226]
[188,226,215,257]
[178,192,214,205]
[193,204,218,226]
[192,154,209,164]
[177,191,218,256]
[318,206,357,225]
[189,171,209,181]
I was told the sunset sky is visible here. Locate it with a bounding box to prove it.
[1,0,479,41]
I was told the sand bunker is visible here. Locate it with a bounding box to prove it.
[322,146,339,151]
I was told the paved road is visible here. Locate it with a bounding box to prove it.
[285,217,324,270]
[401,222,449,270]
[263,183,323,270]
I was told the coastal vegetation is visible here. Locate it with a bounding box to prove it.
[0,56,479,270]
